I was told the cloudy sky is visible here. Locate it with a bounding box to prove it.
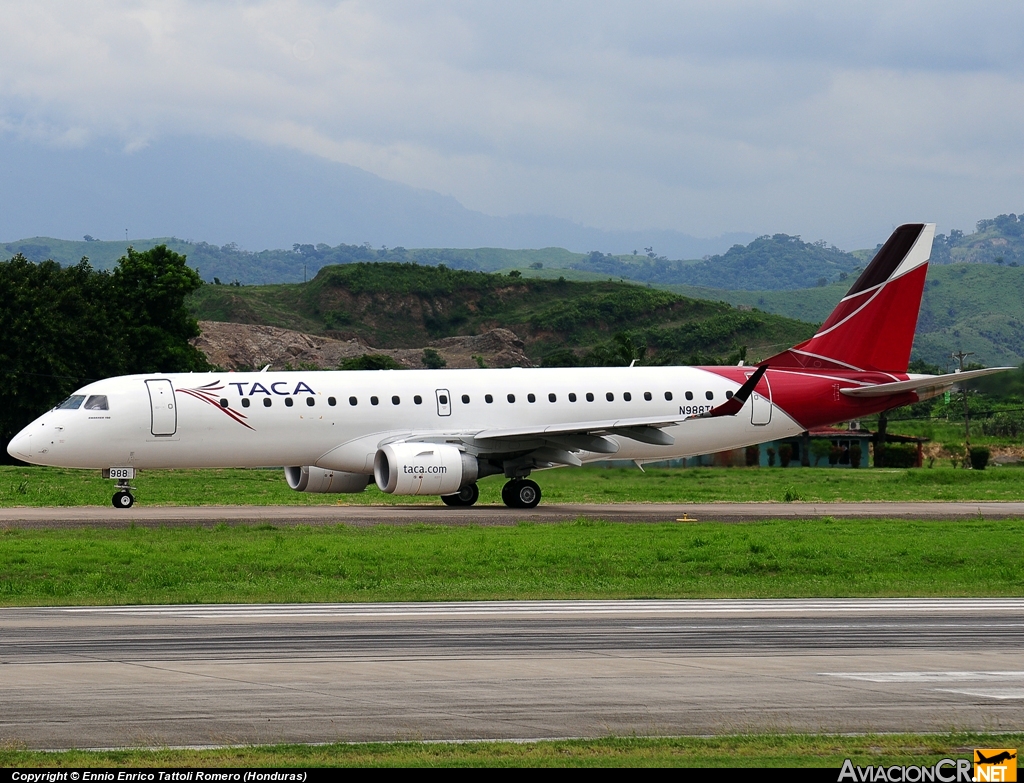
[2,1,1023,248]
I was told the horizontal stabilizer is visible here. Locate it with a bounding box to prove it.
[840,367,1013,398]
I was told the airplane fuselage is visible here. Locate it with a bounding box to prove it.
[9,364,910,472]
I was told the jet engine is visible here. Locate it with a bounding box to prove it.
[373,443,478,495]
[284,465,370,493]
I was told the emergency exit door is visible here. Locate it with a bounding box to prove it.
[748,372,772,425]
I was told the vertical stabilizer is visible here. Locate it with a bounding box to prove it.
[764,223,934,373]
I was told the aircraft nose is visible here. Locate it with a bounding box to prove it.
[7,428,31,460]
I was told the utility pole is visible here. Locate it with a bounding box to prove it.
[951,350,974,468]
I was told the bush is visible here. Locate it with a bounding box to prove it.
[876,442,918,468]
[767,447,776,467]
[779,443,793,467]
[338,354,404,371]
[849,444,862,468]
[745,445,760,467]
[810,439,832,466]
[422,348,447,369]
[970,447,990,470]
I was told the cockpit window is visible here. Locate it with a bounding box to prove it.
[84,395,109,411]
[56,395,86,410]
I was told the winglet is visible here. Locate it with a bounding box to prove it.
[699,365,768,418]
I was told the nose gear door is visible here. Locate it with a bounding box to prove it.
[146,379,177,436]
[435,389,451,417]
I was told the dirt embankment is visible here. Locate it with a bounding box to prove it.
[193,321,533,371]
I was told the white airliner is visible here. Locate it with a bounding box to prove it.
[7,223,1009,509]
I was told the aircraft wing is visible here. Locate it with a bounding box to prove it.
[324,366,767,471]
[840,367,1013,398]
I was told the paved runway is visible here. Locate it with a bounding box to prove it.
[3,501,1024,528]
[2,599,1023,749]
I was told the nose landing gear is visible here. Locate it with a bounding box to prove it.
[501,479,541,509]
[112,487,135,509]
[103,468,136,509]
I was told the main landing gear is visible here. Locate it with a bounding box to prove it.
[441,483,480,507]
[501,479,541,509]
[439,479,542,508]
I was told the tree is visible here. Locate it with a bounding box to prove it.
[111,245,209,373]
[1,246,210,462]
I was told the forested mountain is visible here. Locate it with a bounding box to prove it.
[7,211,1023,289]
[566,234,860,290]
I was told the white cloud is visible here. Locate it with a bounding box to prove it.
[2,0,1024,246]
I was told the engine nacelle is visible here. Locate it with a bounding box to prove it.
[373,443,478,495]
[285,466,370,493]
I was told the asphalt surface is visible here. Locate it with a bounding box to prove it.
[2,599,1023,748]
[2,501,1024,528]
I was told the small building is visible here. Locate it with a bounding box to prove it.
[754,426,872,468]
[752,424,929,468]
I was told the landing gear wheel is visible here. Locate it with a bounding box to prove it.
[441,483,479,507]
[112,490,134,509]
[502,479,541,509]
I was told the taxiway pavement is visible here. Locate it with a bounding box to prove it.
[2,501,1024,528]
[2,599,1023,748]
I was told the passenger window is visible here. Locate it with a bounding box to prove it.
[263,398,272,408]
[569,393,577,402]
[349,396,358,406]
[664,391,674,401]
[285,397,294,407]
[371,396,379,406]
[414,395,423,404]
[439,394,448,405]
[706,391,714,400]
[685,391,693,400]
[56,395,86,410]
[725,391,733,399]
[84,395,109,410]
[392,395,400,405]
[306,397,316,407]
[242,398,251,408]
[328,397,336,406]
[485,394,494,403]
[528,393,536,403]
[548,393,556,402]
[219,398,228,408]
[644,392,652,401]
[586,392,594,402]
[605,392,614,402]
[462,394,470,404]
[507,393,516,403]
[624,392,631,401]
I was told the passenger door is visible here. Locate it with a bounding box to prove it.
[146,379,177,436]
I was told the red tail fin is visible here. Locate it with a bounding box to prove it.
[764,223,935,373]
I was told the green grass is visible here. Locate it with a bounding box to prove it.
[2,518,1022,605]
[2,465,1024,508]
[1,733,1019,767]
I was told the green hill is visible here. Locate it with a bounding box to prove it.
[189,263,814,367]
[661,263,1024,369]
